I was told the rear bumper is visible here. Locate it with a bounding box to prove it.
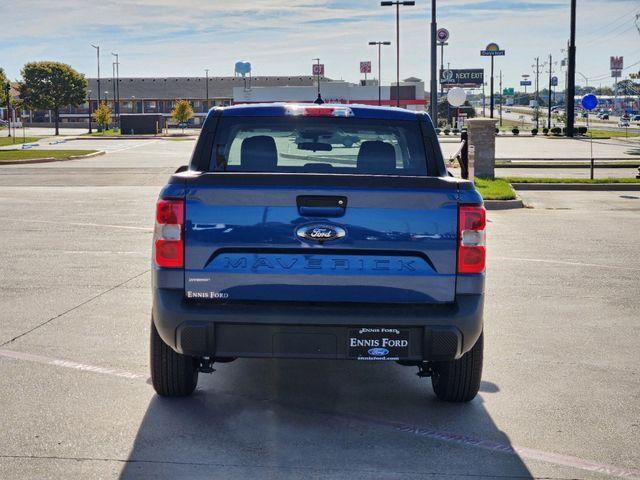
[152,289,483,361]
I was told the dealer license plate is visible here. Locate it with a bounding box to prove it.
[348,327,410,360]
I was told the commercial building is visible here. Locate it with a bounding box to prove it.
[19,75,426,127]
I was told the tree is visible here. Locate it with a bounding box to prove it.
[0,67,8,108]
[92,102,112,132]
[18,61,86,135]
[171,99,193,130]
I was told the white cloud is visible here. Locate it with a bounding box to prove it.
[0,0,637,90]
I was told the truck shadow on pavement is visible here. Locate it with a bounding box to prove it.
[120,359,533,480]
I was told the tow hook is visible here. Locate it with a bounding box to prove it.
[416,362,433,378]
[198,357,215,374]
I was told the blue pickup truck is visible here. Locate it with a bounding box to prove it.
[151,103,485,402]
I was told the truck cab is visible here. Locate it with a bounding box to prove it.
[151,103,485,402]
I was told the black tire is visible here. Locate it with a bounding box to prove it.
[150,319,198,397]
[431,333,483,402]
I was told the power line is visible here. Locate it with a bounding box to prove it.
[581,4,640,39]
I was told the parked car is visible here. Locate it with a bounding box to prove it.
[618,119,630,128]
[598,113,609,120]
[150,103,486,402]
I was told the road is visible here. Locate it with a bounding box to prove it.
[0,139,639,479]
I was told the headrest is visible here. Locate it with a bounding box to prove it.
[240,136,278,171]
[357,141,396,174]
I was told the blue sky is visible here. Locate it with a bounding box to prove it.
[1,0,638,91]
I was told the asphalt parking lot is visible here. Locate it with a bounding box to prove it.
[0,139,639,479]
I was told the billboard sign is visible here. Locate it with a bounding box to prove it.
[440,68,484,86]
[551,76,558,87]
[360,61,371,74]
[610,56,623,70]
[481,43,505,56]
[520,80,532,86]
[312,63,325,76]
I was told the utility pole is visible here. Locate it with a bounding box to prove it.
[533,57,541,130]
[548,54,553,130]
[91,44,101,106]
[566,0,577,137]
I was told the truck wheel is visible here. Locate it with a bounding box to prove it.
[150,319,198,397]
[431,333,483,402]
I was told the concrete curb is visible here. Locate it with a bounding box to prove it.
[496,162,639,169]
[512,182,640,191]
[0,150,105,165]
[68,135,196,141]
[484,198,525,210]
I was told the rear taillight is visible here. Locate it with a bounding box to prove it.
[154,199,184,268]
[457,204,486,274]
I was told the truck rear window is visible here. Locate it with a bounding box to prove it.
[209,116,429,175]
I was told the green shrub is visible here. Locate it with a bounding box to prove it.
[444,128,450,135]
[435,128,441,135]
[551,127,561,136]
[543,127,549,135]
[512,127,519,136]
[531,128,538,136]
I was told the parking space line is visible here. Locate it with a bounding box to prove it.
[0,349,145,380]
[4,217,153,232]
[1,347,638,479]
[494,256,640,271]
[0,269,150,347]
[109,140,162,153]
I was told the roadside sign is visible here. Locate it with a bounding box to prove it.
[360,61,371,74]
[447,87,467,107]
[520,80,532,86]
[581,94,598,111]
[502,88,514,96]
[437,28,450,43]
[551,76,558,87]
[312,63,325,76]
[440,68,484,86]
[480,43,505,56]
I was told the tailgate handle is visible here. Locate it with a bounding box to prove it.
[297,196,347,217]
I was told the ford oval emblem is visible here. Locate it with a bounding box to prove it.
[368,347,389,357]
[296,223,346,242]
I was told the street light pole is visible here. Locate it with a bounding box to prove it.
[430,0,438,123]
[381,1,415,108]
[111,52,120,127]
[566,0,577,137]
[4,81,10,138]
[369,41,391,106]
[91,44,101,105]
[88,90,92,134]
[205,69,209,110]
[313,58,323,104]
